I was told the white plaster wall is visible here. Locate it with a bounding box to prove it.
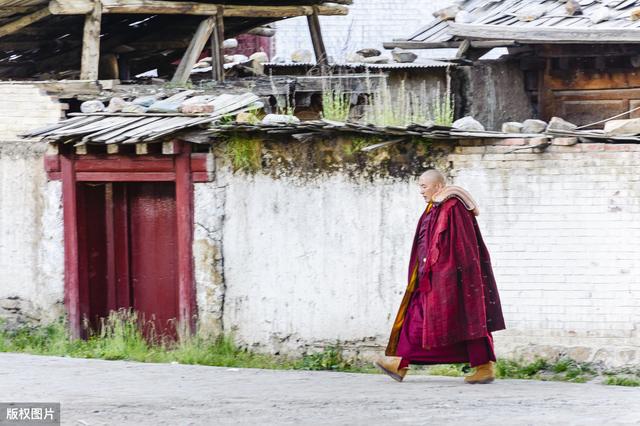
[273,0,452,62]
[0,84,64,327]
[220,170,425,355]
[0,143,64,326]
[213,142,640,366]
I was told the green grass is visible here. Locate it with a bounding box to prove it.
[493,357,597,383]
[224,133,262,172]
[321,87,351,122]
[603,376,640,387]
[0,317,634,384]
[0,313,374,372]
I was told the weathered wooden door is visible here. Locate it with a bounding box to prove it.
[77,182,179,338]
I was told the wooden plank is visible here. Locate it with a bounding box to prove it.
[307,8,328,70]
[448,23,640,43]
[50,1,348,17]
[382,40,516,49]
[211,6,224,82]
[171,16,216,85]
[76,172,176,181]
[61,153,81,338]
[0,7,51,38]
[80,0,102,80]
[174,141,196,334]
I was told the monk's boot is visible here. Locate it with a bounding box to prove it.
[464,361,496,384]
[373,356,409,382]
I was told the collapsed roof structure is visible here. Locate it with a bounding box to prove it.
[0,0,349,80]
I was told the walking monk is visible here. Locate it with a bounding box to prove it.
[375,170,505,384]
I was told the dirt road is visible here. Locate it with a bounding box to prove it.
[0,353,638,425]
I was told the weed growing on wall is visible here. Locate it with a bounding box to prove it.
[224,133,262,172]
[269,72,295,116]
[362,70,455,127]
[342,136,376,157]
[321,80,351,121]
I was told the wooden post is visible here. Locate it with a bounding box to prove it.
[175,140,196,334]
[307,8,328,72]
[172,16,216,85]
[210,6,225,82]
[80,0,102,80]
[61,153,81,338]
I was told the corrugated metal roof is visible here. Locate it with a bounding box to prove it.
[389,0,640,46]
[265,59,456,69]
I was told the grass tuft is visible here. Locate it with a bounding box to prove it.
[604,375,640,387]
[321,82,351,122]
[224,133,262,172]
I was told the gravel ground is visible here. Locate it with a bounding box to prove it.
[0,353,639,425]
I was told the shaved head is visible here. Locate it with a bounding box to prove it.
[418,169,446,203]
[419,169,446,186]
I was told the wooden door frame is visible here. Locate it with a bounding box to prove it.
[54,139,200,337]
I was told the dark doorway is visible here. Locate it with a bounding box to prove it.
[76,182,179,339]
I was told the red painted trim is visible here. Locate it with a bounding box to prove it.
[192,172,209,183]
[61,154,81,338]
[113,184,131,308]
[190,153,208,173]
[76,172,176,181]
[44,154,60,173]
[105,184,117,311]
[47,152,211,181]
[76,156,175,173]
[175,141,196,333]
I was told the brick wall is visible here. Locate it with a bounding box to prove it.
[0,83,63,141]
[450,140,640,365]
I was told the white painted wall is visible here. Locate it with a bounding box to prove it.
[0,84,64,327]
[273,0,452,62]
[213,142,640,366]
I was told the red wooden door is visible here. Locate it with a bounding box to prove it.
[77,182,179,339]
[127,183,179,338]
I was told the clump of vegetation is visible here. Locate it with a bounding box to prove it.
[425,363,468,377]
[361,71,455,127]
[342,136,375,157]
[492,357,596,383]
[431,80,455,126]
[224,133,262,172]
[603,375,640,387]
[321,82,351,121]
[299,345,352,371]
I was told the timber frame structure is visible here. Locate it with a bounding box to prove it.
[0,0,349,80]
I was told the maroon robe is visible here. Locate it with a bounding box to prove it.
[385,196,505,363]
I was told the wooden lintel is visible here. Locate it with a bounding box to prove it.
[172,16,216,85]
[0,8,51,38]
[79,0,102,81]
[48,0,348,17]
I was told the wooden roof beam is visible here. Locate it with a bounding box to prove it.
[0,8,51,38]
[448,23,640,44]
[49,1,348,17]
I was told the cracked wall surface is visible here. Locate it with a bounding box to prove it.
[0,142,64,328]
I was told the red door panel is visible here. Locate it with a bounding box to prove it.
[76,182,179,340]
[127,183,179,338]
